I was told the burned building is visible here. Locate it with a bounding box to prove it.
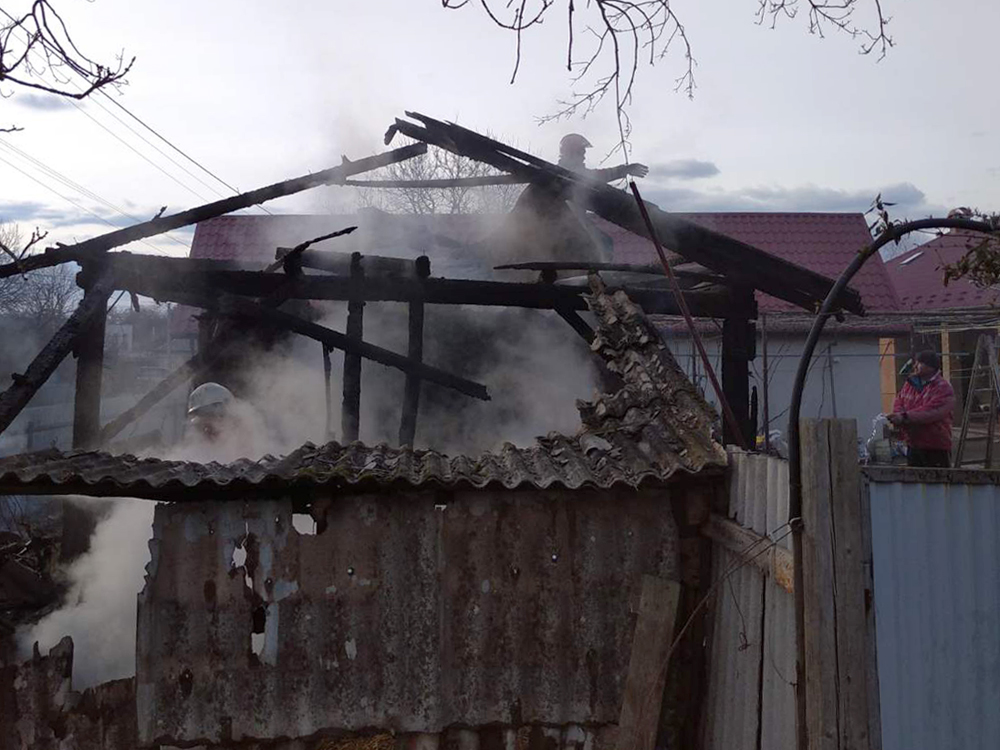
[0,113,870,749]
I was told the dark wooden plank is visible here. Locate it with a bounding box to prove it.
[555,307,595,345]
[322,344,333,441]
[617,575,682,750]
[0,269,114,437]
[392,113,864,314]
[108,254,739,318]
[275,248,431,279]
[72,270,110,450]
[722,311,755,446]
[342,253,364,443]
[198,293,489,400]
[0,144,428,281]
[398,295,425,447]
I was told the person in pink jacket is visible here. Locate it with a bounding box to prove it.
[889,350,955,467]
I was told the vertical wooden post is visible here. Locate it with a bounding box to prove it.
[878,338,896,416]
[399,256,430,447]
[72,266,110,450]
[341,253,364,443]
[616,575,682,750]
[399,299,425,447]
[940,323,951,381]
[762,312,770,451]
[722,288,756,446]
[322,344,333,441]
[800,418,881,750]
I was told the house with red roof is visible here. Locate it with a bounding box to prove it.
[884,230,1000,446]
[603,211,906,448]
[173,209,906,452]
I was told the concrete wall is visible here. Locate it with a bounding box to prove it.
[661,330,884,450]
[136,486,688,747]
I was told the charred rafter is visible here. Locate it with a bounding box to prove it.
[386,112,864,315]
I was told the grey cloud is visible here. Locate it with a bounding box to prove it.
[12,93,74,111]
[642,181,944,219]
[648,159,720,180]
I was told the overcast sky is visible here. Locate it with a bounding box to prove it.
[1,0,997,256]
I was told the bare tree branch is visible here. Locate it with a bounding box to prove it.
[354,139,522,215]
[0,1,134,106]
[445,0,893,158]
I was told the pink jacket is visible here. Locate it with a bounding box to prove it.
[892,373,955,450]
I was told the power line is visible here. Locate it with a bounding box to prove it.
[0,6,270,215]
[0,152,172,256]
[0,136,189,250]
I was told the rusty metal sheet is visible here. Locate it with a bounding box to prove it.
[136,485,681,746]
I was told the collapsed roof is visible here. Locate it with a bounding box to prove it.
[0,280,727,501]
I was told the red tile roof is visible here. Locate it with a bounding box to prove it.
[885,230,1000,310]
[594,212,900,313]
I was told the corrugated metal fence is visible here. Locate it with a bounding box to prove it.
[703,451,796,750]
[867,470,1000,750]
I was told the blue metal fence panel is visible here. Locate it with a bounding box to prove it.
[869,480,1000,750]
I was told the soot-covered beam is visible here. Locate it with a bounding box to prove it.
[398,263,426,447]
[109,255,739,319]
[0,268,114,438]
[342,253,364,443]
[72,265,111,450]
[169,292,489,401]
[389,113,863,315]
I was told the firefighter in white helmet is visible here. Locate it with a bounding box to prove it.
[186,382,236,442]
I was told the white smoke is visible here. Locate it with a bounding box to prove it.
[17,210,605,688]
[20,498,154,688]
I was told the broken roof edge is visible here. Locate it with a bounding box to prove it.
[0,281,726,502]
[388,111,865,315]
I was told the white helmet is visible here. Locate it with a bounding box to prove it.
[187,382,235,418]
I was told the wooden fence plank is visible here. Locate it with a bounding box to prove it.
[829,420,875,750]
[801,419,840,750]
[617,575,682,750]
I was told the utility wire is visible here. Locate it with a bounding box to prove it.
[0,6,270,215]
[0,152,169,256]
[0,136,188,251]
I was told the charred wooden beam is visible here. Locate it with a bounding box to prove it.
[399,265,426,447]
[276,248,432,280]
[100,353,200,444]
[0,268,114,438]
[722,290,757,446]
[342,253,364,443]
[108,255,739,318]
[0,144,427,281]
[72,266,110,450]
[345,174,525,189]
[556,307,596,345]
[496,260,726,285]
[322,344,333,441]
[171,292,489,400]
[389,113,864,315]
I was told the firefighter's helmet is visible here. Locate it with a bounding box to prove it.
[187,382,235,418]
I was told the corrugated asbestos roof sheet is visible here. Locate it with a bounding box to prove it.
[596,212,901,313]
[885,230,1000,310]
[0,282,725,501]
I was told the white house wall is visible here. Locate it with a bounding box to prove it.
[658,330,884,449]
